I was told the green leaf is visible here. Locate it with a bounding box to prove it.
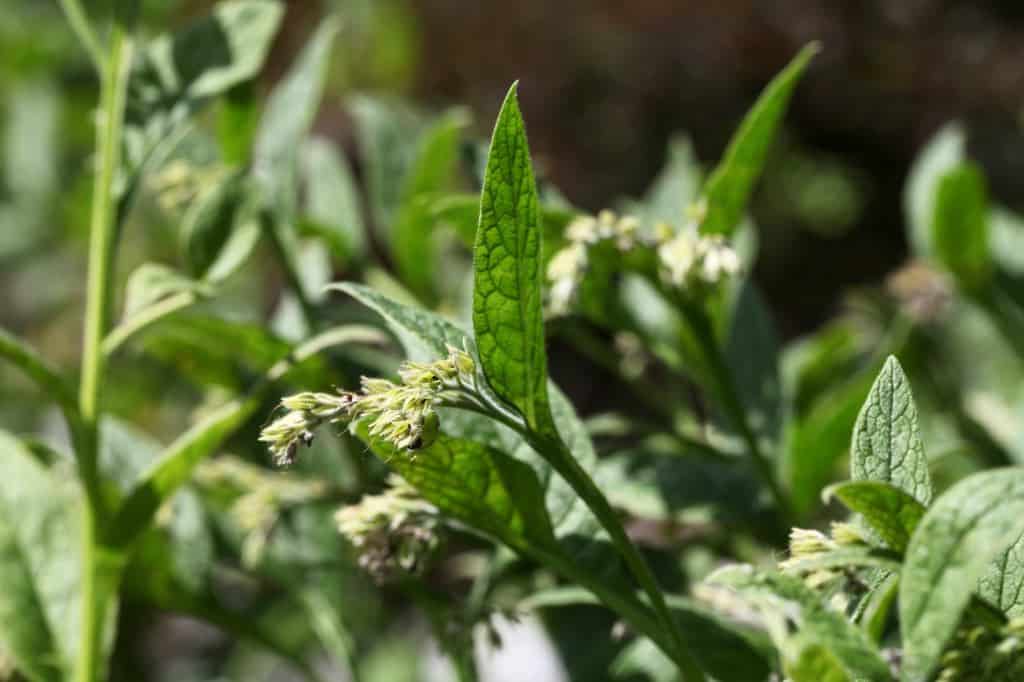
[825,481,926,554]
[302,137,366,266]
[708,566,891,682]
[0,431,82,681]
[900,468,1024,681]
[472,84,553,432]
[932,162,991,290]
[135,0,283,108]
[179,169,248,278]
[904,123,965,257]
[392,109,468,301]
[357,428,555,546]
[785,641,852,682]
[726,280,783,446]
[700,43,819,236]
[121,262,211,319]
[979,531,1024,619]
[859,573,899,644]
[639,134,702,227]
[253,16,339,214]
[851,356,932,504]
[0,328,80,439]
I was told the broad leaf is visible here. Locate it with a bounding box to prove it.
[979,531,1024,619]
[472,84,553,432]
[356,428,555,547]
[134,1,283,111]
[700,43,818,236]
[851,356,932,504]
[302,137,366,266]
[639,134,702,228]
[708,566,891,682]
[726,280,783,446]
[825,481,926,554]
[179,169,248,278]
[0,431,82,681]
[900,468,1024,681]
[932,162,991,291]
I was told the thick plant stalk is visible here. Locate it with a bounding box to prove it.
[75,21,134,682]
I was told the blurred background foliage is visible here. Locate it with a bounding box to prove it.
[4,0,1024,680]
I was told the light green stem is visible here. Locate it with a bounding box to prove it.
[75,23,134,682]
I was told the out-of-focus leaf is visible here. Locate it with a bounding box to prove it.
[825,481,926,554]
[135,0,283,110]
[726,280,783,446]
[932,162,991,291]
[850,356,932,505]
[179,169,247,278]
[904,123,965,257]
[979,531,1024,619]
[900,468,1024,681]
[700,43,818,237]
[782,320,866,419]
[121,262,212,320]
[0,431,82,682]
[472,84,553,434]
[785,371,875,515]
[302,137,366,266]
[349,96,423,233]
[392,109,468,301]
[0,328,80,439]
[707,566,890,681]
[784,640,851,682]
[252,16,339,214]
[639,134,701,228]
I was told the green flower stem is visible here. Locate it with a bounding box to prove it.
[677,297,794,527]
[75,21,134,682]
[459,393,706,680]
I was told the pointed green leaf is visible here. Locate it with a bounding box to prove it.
[825,481,926,554]
[932,162,991,290]
[700,43,819,236]
[180,169,248,278]
[122,262,211,320]
[0,328,80,440]
[708,566,891,681]
[979,531,1024,619]
[0,431,82,681]
[900,468,1024,681]
[851,356,932,505]
[472,84,553,432]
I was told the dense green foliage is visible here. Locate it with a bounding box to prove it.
[3,3,1024,681]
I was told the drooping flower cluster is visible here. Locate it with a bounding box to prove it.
[336,475,441,583]
[259,345,476,465]
[195,456,329,567]
[545,201,741,316]
[779,522,866,592]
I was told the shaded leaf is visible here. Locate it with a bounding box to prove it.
[179,169,248,278]
[979,531,1024,619]
[904,123,965,257]
[900,468,1024,681]
[825,481,926,554]
[302,137,366,265]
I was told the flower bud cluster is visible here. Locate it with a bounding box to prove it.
[545,201,741,316]
[259,346,476,464]
[937,618,1024,681]
[779,522,866,589]
[336,475,441,583]
[655,202,740,290]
